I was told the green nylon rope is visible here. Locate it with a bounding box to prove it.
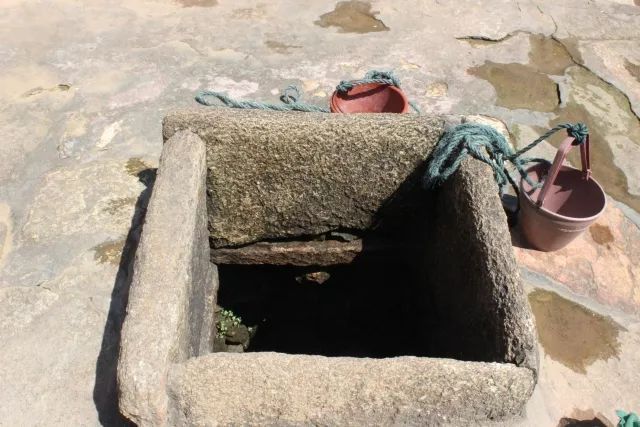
[423,122,589,197]
[335,70,421,113]
[194,70,589,196]
[617,410,640,427]
[195,70,420,113]
[196,85,330,112]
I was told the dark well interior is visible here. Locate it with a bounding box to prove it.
[202,130,532,366]
[210,169,519,363]
[211,191,440,356]
[217,255,435,358]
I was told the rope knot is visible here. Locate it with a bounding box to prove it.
[335,69,400,93]
[564,122,588,144]
[280,85,301,105]
[335,80,355,93]
[365,70,401,87]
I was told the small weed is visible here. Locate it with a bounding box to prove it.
[216,308,242,339]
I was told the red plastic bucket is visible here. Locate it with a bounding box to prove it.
[519,136,606,252]
[330,83,409,113]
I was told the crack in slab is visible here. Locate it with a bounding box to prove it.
[535,4,559,38]
[456,32,521,44]
[551,36,640,123]
[462,29,640,209]
[460,27,640,123]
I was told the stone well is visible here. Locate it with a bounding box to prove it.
[117,109,539,426]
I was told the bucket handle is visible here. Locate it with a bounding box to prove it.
[536,135,591,207]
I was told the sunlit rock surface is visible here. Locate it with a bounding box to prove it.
[0,0,639,425]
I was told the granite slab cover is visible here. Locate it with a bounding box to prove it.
[163,109,446,248]
[119,110,539,426]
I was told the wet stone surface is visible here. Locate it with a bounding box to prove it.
[467,35,575,112]
[527,35,575,75]
[551,66,640,211]
[1,0,639,425]
[265,40,302,54]
[528,289,623,374]
[92,239,126,265]
[469,32,640,212]
[315,0,389,33]
[589,224,615,247]
[469,62,560,112]
[176,0,217,6]
[626,59,640,82]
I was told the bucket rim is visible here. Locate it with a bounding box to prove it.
[519,164,607,222]
[330,83,409,114]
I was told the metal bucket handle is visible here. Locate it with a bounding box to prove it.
[536,135,591,207]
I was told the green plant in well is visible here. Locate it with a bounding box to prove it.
[216,308,242,339]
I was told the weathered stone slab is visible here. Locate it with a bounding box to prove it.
[163,109,446,247]
[168,353,535,426]
[117,131,217,426]
[209,238,403,265]
[423,159,539,373]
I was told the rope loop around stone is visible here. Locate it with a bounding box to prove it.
[423,122,589,198]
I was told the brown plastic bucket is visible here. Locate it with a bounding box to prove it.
[330,83,409,113]
[519,136,606,252]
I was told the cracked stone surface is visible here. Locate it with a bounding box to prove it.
[0,0,639,425]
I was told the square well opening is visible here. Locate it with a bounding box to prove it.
[215,257,438,358]
[118,113,538,426]
[209,215,499,363]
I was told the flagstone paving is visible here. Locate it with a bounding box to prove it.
[0,0,638,425]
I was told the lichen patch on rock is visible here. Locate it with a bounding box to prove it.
[92,239,125,265]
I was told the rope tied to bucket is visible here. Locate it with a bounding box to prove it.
[335,70,402,93]
[423,122,589,197]
[195,70,420,113]
[336,70,420,113]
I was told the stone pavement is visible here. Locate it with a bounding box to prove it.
[0,0,638,425]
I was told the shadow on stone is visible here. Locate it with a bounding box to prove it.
[557,416,611,427]
[510,222,538,250]
[216,233,431,358]
[214,161,438,357]
[93,167,157,426]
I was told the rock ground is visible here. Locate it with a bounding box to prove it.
[0,0,639,425]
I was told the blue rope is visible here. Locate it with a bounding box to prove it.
[423,122,589,196]
[195,70,420,113]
